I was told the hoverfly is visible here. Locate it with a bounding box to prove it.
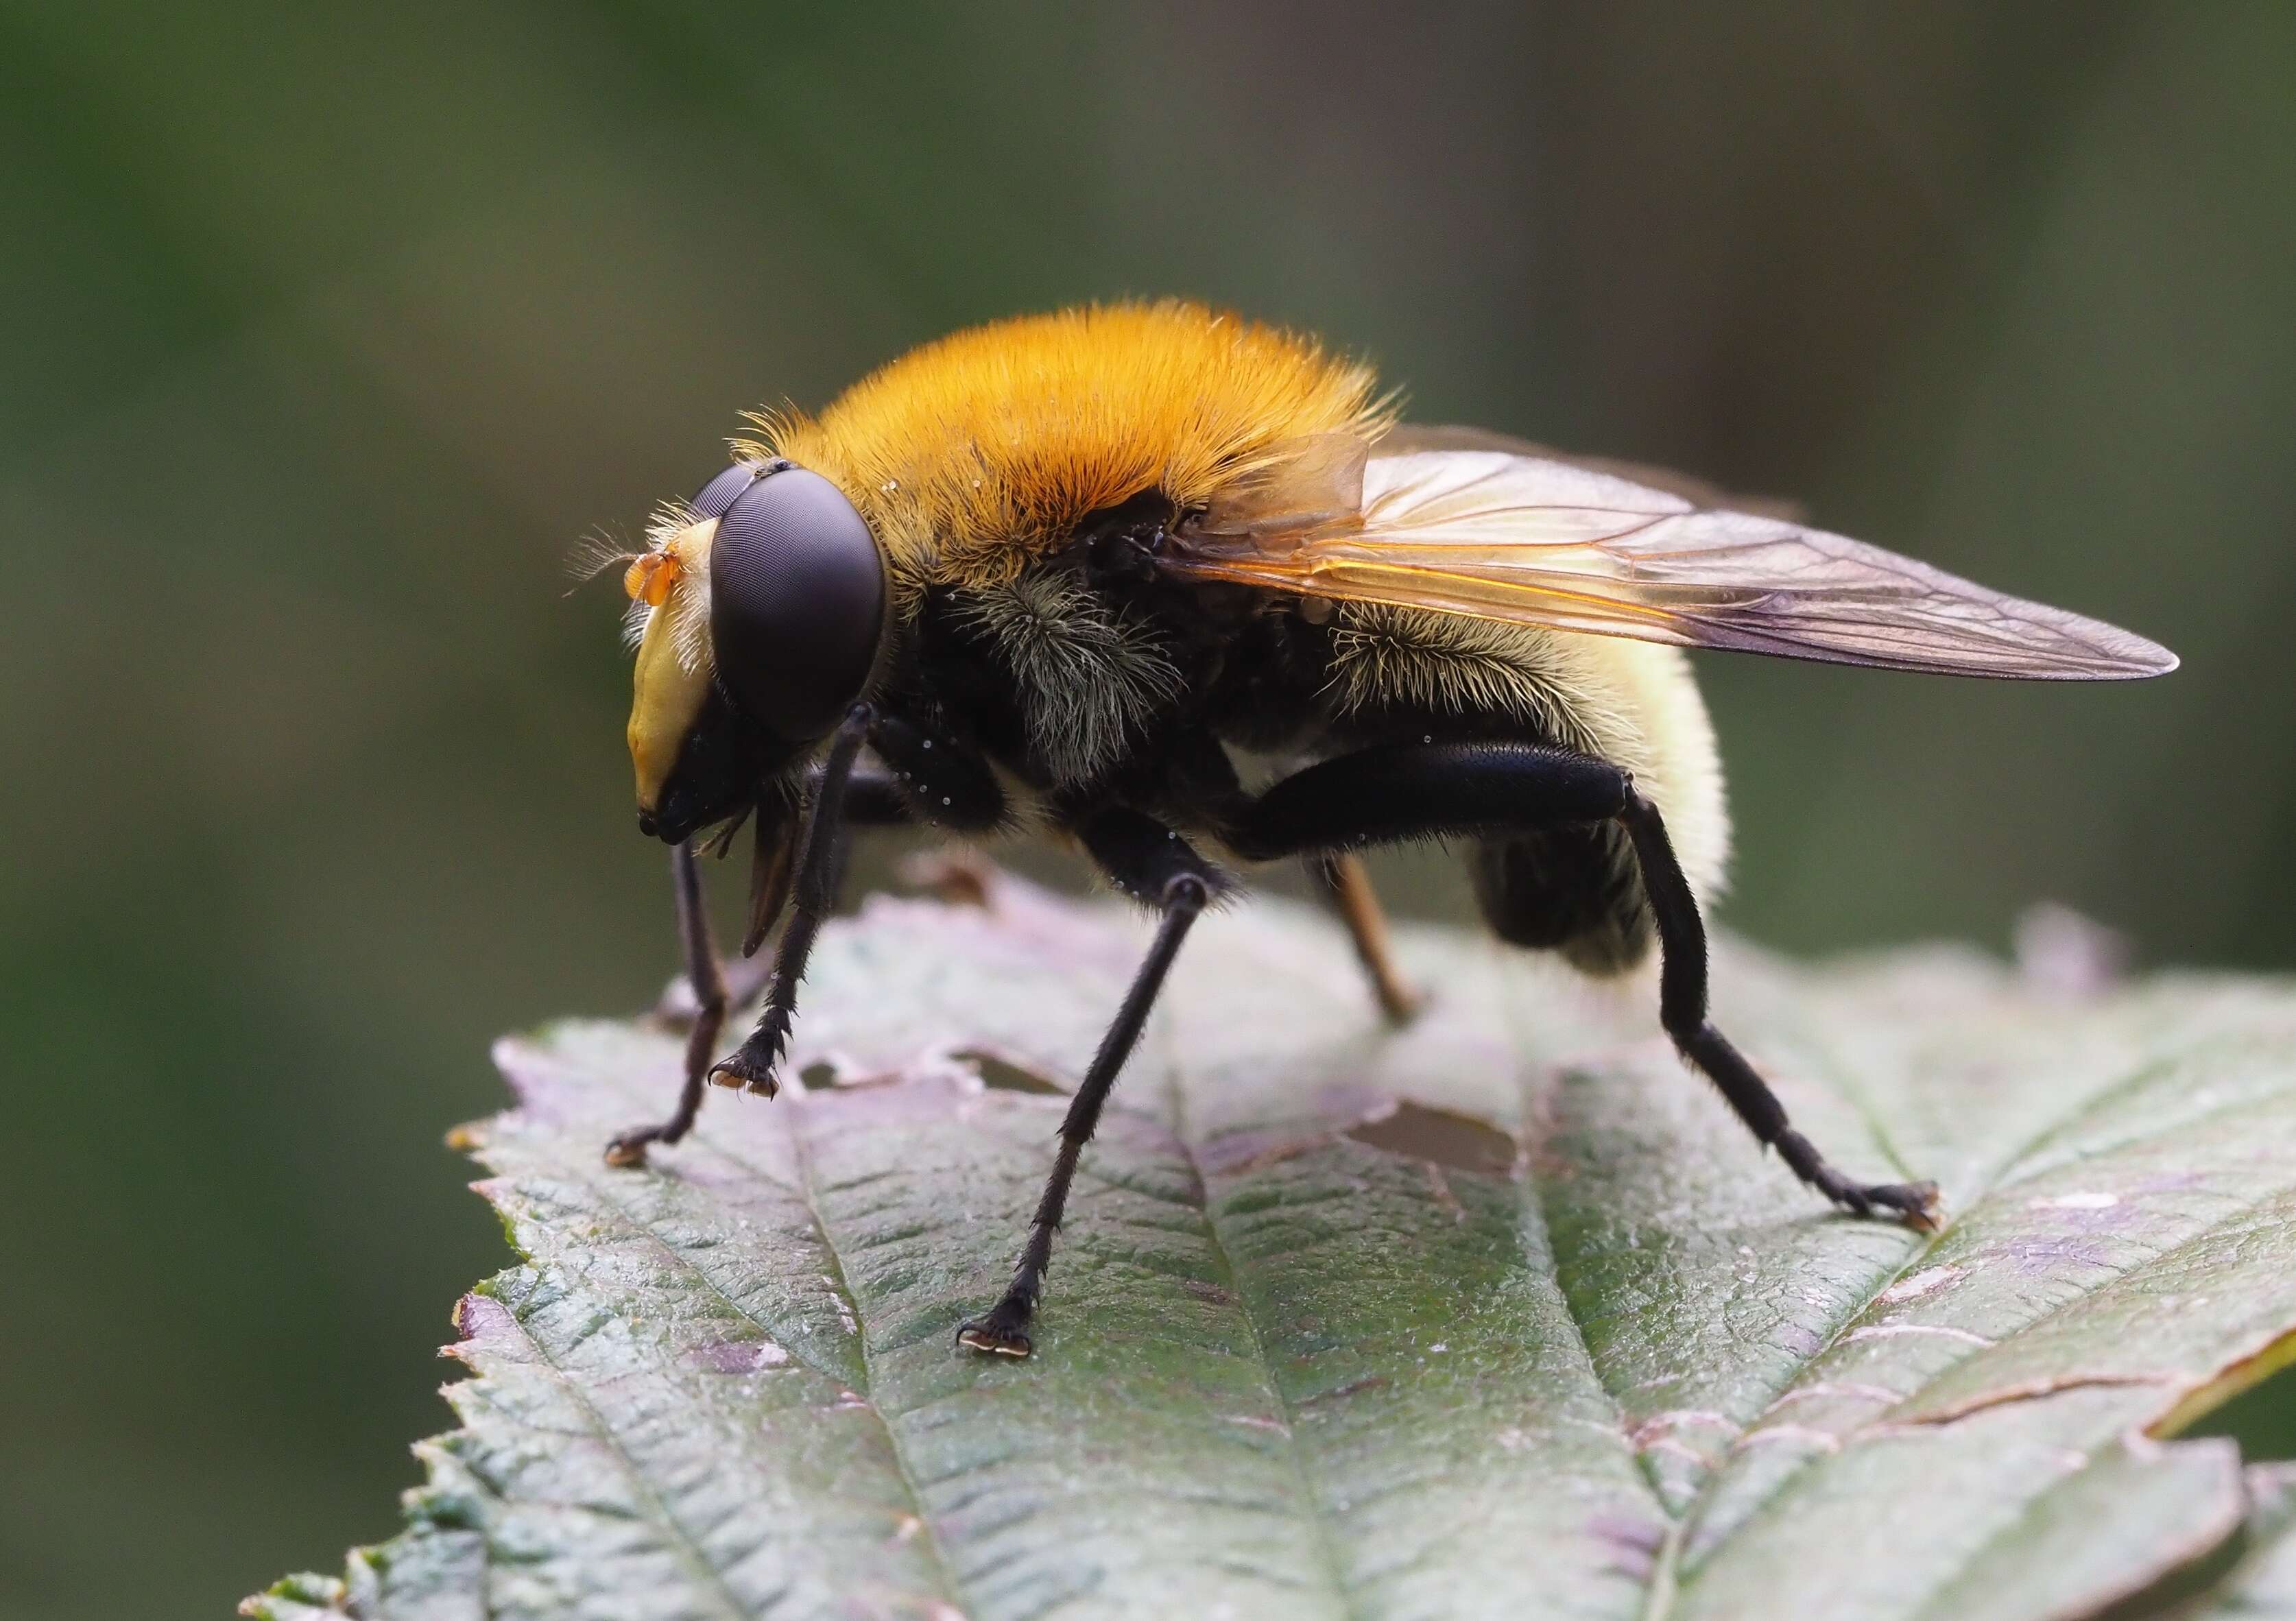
[592,302,2173,1357]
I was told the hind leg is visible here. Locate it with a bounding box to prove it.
[1226,741,1939,1227]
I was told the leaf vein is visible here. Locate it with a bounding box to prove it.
[1160,1037,1370,1618]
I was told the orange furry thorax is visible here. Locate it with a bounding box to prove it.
[737,302,1394,596]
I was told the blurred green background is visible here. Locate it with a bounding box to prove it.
[4,3,2293,1615]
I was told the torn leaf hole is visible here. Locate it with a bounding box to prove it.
[1346,1100,1519,1177]
[957,1047,1067,1095]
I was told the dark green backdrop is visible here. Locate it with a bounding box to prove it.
[4,4,2293,1616]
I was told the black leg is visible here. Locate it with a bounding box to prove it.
[606,841,730,1166]
[957,811,1215,1358]
[708,704,874,1097]
[1618,792,1937,1225]
[736,787,802,962]
[712,767,913,1000]
[719,764,919,965]
[614,710,1012,1163]
[1225,741,1631,859]
[1308,852,1422,1023]
[721,717,1005,984]
[729,712,1004,960]
[1225,743,1939,1228]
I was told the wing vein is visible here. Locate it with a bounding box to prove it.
[1164,445,2175,682]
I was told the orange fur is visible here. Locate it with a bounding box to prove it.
[737,301,1394,601]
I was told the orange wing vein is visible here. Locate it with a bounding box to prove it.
[1160,440,2176,680]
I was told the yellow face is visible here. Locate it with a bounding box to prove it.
[623,518,717,815]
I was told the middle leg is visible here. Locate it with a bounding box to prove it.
[956,808,1222,1358]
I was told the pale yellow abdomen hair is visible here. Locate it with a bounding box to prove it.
[1326,605,1732,905]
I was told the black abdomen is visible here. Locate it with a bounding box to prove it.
[1470,823,1652,975]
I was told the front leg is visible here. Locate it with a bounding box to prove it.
[606,839,732,1166]
[610,718,1006,1165]
[712,762,920,1005]
[957,808,1224,1358]
[705,706,875,1096]
[709,704,1012,1098]
[1227,743,1939,1228]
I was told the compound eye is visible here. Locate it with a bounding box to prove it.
[689,460,771,519]
[709,467,886,741]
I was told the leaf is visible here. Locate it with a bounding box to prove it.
[2192,1463,2296,1618]
[248,875,2296,1621]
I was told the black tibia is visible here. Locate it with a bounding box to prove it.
[957,811,1214,1358]
[1308,853,1422,1024]
[739,791,800,960]
[750,715,1003,963]
[1225,743,1939,1228]
[619,720,1007,1165]
[710,750,1007,997]
[717,763,914,992]
[606,842,730,1166]
[708,705,874,1097]
[1617,795,1938,1225]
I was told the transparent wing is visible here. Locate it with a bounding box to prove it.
[1373,423,1807,520]
[1163,444,2177,680]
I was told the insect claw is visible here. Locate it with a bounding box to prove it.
[707,1048,781,1098]
[603,1124,675,1168]
[1895,1181,1946,1234]
[955,1314,1034,1358]
[1850,1178,1944,1232]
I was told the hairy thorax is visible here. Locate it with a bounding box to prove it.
[745,302,1393,608]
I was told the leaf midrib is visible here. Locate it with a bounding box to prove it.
[785,1092,973,1613]
[1496,987,1681,1535]
[1158,1028,1374,1620]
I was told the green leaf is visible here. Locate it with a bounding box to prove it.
[249,877,2296,1620]
[2192,1464,2296,1618]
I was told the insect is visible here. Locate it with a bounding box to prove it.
[595,302,2175,1358]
